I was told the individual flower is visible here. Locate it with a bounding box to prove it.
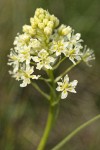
[82,46,95,66]
[66,32,83,49]
[14,33,30,47]
[29,38,41,54]
[50,40,67,56]
[64,47,82,64]
[19,66,40,87]
[32,49,55,70]
[18,46,31,65]
[11,66,40,87]
[8,49,20,73]
[56,74,78,99]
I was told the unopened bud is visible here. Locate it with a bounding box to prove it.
[44,27,52,35]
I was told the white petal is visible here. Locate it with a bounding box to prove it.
[31,75,40,79]
[36,63,43,70]
[67,88,76,93]
[70,80,78,86]
[56,86,62,91]
[61,91,68,99]
[56,52,61,56]
[75,33,81,40]
[64,74,69,82]
[49,57,55,62]
[20,81,27,87]
[32,56,39,62]
[57,82,63,86]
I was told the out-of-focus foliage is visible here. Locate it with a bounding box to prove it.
[0,0,100,150]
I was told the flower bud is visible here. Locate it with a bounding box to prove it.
[43,18,49,25]
[47,21,54,28]
[39,14,45,20]
[62,26,72,35]
[44,27,52,35]
[35,8,44,16]
[38,22,45,29]
[54,17,59,27]
[23,25,36,35]
[30,18,37,28]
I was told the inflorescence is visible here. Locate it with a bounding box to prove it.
[8,8,95,99]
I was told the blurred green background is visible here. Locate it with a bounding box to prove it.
[0,0,100,150]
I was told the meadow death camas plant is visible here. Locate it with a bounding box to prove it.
[8,8,97,150]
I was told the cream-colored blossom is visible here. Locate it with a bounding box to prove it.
[29,39,41,54]
[20,66,40,87]
[56,74,78,99]
[10,66,40,87]
[32,49,55,70]
[18,46,31,64]
[8,49,20,73]
[82,46,95,66]
[14,33,30,47]
[50,40,67,56]
[66,32,83,49]
[64,47,82,64]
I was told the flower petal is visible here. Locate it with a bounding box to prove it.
[64,74,69,82]
[61,90,68,99]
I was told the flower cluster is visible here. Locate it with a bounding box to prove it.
[8,8,95,99]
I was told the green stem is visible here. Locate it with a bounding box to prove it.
[39,77,51,82]
[37,104,58,150]
[52,114,100,150]
[53,57,66,70]
[37,69,59,150]
[31,82,50,100]
[55,60,81,82]
[48,70,57,103]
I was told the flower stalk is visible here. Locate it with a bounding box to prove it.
[52,114,100,150]
[31,82,50,100]
[37,103,58,150]
[55,60,82,83]
[37,70,59,150]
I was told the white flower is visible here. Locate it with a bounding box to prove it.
[32,49,55,70]
[66,32,83,50]
[56,74,78,99]
[8,49,20,73]
[14,33,30,47]
[20,66,40,87]
[50,40,67,56]
[82,46,95,66]
[18,46,31,64]
[64,47,82,64]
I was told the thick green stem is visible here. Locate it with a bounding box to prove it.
[37,69,58,150]
[52,114,100,150]
[37,104,58,150]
